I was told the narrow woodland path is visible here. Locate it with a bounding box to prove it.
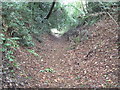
[10,18,119,88]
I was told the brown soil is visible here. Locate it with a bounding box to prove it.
[7,18,119,88]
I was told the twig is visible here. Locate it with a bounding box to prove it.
[84,45,99,60]
[106,12,119,26]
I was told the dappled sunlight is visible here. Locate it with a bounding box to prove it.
[60,0,82,5]
[50,28,62,38]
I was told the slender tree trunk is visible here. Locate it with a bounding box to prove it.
[44,0,56,19]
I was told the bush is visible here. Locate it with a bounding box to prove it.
[2,2,34,46]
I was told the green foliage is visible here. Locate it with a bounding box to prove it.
[87,2,119,13]
[0,31,19,71]
[0,33,5,44]
[2,1,118,48]
[27,49,39,56]
[2,2,34,46]
[75,76,81,80]
[73,36,81,43]
[4,38,19,62]
[39,68,55,73]
[51,2,83,32]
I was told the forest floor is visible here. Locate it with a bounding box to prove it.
[3,17,119,88]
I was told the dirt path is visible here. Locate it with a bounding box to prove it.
[8,18,119,88]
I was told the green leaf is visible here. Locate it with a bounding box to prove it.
[45,68,54,72]
[0,33,5,37]
[10,70,14,72]
[11,37,20,40]
[0,48,6,52]
[4,43,11,46]
[27,49,39,56]
[7,50,13,54]
[39,70,45,72]
[1,37,6,40]
[75,76,81,80]
[9,58,14,61]
[0,42,3,44]
[13,63,19,67]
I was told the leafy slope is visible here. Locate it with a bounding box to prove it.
[3,17,119,88]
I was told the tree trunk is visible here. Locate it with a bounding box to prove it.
[44,0,56,19]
